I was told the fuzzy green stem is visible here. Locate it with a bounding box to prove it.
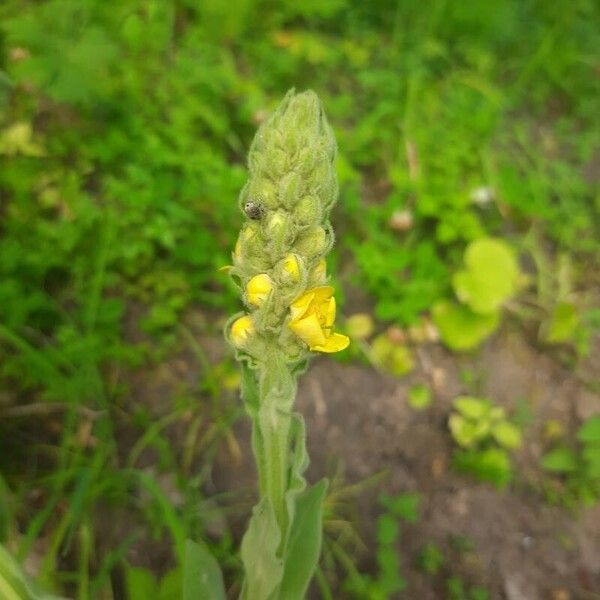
[256,353,295,546]
[259,397,289,538]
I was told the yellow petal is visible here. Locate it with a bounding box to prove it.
[289,313,326,347]
[324,296,336,328]
[246,273,273,306]
[310,286,335,304]
[231,316,254,347]
[290,290,315,321]
[311,333,350,353]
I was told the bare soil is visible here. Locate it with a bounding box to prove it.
[213,324,600,599]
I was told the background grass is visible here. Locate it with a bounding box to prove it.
[0,0,599,597]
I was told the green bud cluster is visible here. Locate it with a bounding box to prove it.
[226,89,339,362]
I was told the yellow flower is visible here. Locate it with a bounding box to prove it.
[231,315,255,347]
[288,286,350,353]
[282,254,300,281]
[246,273,273,306]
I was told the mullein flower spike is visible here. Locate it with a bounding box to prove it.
[226,90,346,599]
[227,89,349,360]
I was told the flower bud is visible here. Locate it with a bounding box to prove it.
[278,171,302,209]
[231,315,255,347]
[295,148,315,175]
[281,254,301,281]
[246,274,273,306]
[243,177,278,210]
[295,195,322,227]
[295,226,328,258]
[266,148,288,178]
[264,211,289,246]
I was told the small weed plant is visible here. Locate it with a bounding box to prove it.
[449,396,522,488]
[542,415,600,508]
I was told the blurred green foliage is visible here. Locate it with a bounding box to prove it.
[542,415,600,507]
[0,0,599,596]
[449,396,523,488]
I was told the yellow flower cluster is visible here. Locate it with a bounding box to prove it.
[231,258,349,353]
[226,90,349,360]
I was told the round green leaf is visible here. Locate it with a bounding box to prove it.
[453,396,491,420]
[452,238,520,314]
[492,421,522,449]
[432,300,500,351]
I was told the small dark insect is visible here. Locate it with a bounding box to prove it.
[244,200,265,220]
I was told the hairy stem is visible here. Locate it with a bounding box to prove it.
[256,353,295,547]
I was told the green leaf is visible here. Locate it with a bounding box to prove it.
[376,545,406,595]
[159,569,182,600]
[492,421,522,449]
[240,498,283,600]
[182,540,225,600]
[541,448,578,473]
[543,302,580,343]
[380,493,420,523]
[408,384,432,410]
[453,448,512,488]
[279,479,328,599]
[470,587,490,600]
[432,300,499,351]
[449,414,480,448]
[376,514,398,546]
[577,416,600,443]
[126,567,157,600]
[283,414,310,550]
[582,446,600,478]
[452,238,520,314]
[453,396,491,420]
[0,543,64,600]
[417,543,444,575]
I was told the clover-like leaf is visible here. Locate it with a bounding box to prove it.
[492,421,522,449]
[449,414,480,448]
[432,300,499,351]
[453,396,491,420]
[453,238,520,314]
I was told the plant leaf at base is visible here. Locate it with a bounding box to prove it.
[240,498,283,600]
[279,479,328,600]
[182,539,226,600]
